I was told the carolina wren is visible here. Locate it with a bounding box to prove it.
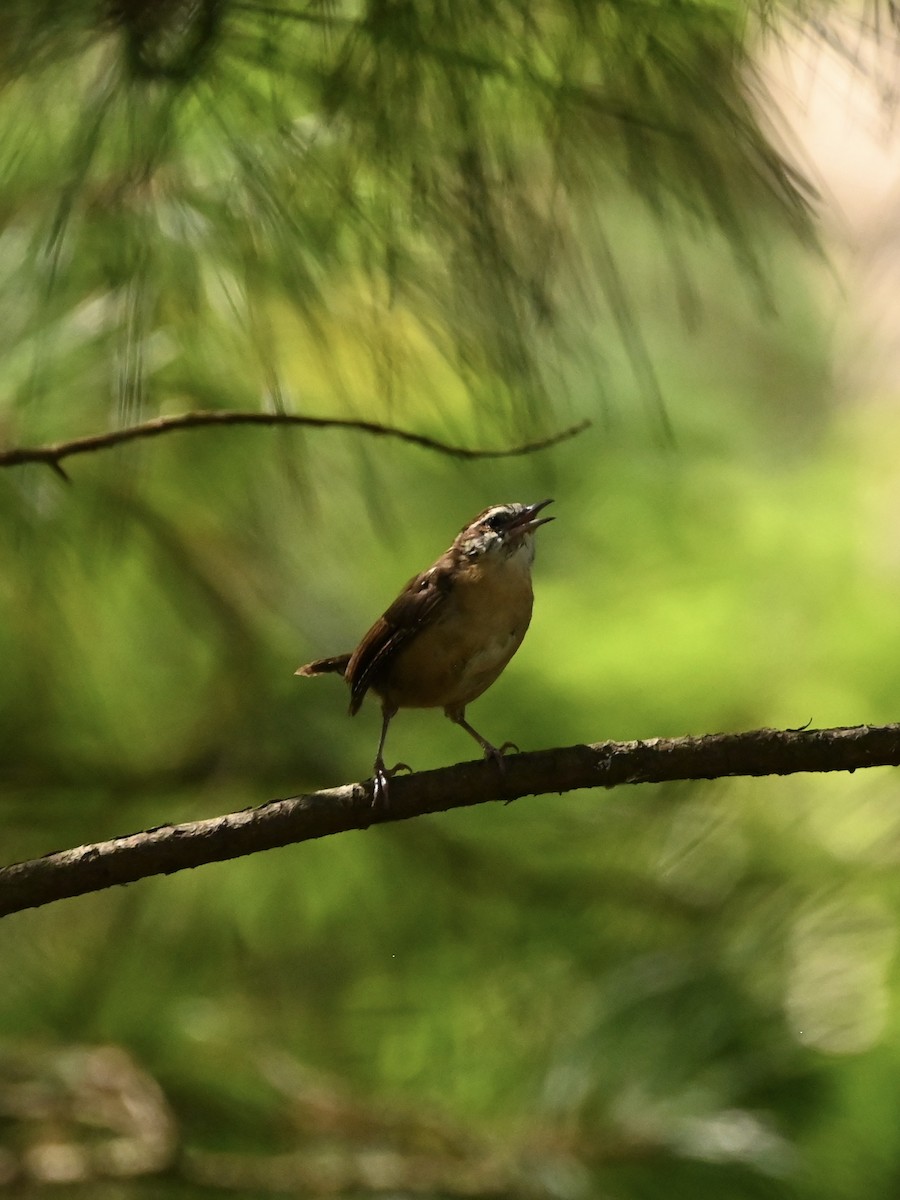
[296,500,554,797]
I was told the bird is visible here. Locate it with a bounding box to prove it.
[295,500,554,800]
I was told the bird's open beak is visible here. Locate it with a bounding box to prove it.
[510,498,554,536]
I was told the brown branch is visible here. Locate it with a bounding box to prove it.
[1,723,898,918]
[0,411,590,473]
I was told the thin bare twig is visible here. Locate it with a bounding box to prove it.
[1,723,898,917]
[0,411,590,475]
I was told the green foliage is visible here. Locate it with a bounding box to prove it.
[4,228,900,1197]
[0,0,810,442]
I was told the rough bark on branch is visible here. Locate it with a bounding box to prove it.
[0,411,590,477]
[1,723,898,918]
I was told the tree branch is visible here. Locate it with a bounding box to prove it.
[2,723,898,917]
[0,411,590,476]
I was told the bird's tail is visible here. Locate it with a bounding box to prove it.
[294,654,352,678]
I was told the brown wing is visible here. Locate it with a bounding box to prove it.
[346,560,454,714]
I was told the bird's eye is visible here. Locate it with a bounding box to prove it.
[485,511,509,532]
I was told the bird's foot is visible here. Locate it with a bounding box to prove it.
[372,760,413,809]
[483,740,519,769]
[481,741,519,803]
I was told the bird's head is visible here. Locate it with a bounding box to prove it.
[455,500,554,563]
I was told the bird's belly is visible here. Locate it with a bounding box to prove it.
[378,574,534,710]
[384,623,528,709]
[381,564,535,710]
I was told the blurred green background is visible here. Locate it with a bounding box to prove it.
[2,2,900,1198]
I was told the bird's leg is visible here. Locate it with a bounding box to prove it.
[446,707,519,766]
[372,702,410,807]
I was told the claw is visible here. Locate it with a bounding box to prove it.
[483,740,518,772]
[372,759,413,809]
